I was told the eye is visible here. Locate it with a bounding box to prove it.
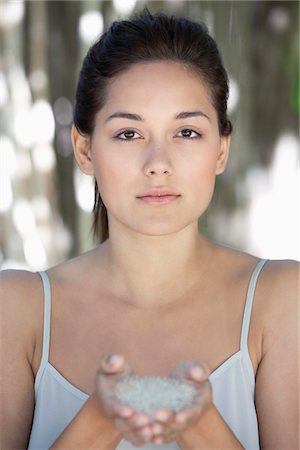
[115,129,141,141]
[177,129,201,139]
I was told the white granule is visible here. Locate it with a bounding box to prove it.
[116,375,197,419]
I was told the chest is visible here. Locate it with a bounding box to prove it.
[42,288,246,394]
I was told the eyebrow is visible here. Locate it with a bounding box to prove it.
[175,111,211,122]
[105,110,211,123]
[105,112,144,122]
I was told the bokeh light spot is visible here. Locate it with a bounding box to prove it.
[0,0,24,28]
[228,76,239,114]
[74,167,94,213]
[54,96,73,126]
[32,144,56,172]
[0,71,9,107]
[79,11,104,44]
[112,0,136,15]
[29,69,48,92]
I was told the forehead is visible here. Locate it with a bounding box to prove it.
[103,61,215,114]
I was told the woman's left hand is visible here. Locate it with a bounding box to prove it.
[149,361,212,445]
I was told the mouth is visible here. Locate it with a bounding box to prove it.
[137,190,181,205]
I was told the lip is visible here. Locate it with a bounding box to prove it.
[137,188,181,205]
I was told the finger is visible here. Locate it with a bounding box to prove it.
[96,353,132,393]
[170,360,210,383]
[152,435,164,445]
[138,425,153,442]
[113,411,153,444]
[196,380,212,401]
[154,408,174,424]
[128,412,151,430]
[152,409,174,439]
[96,384,133,419]
[151,422,164,436]
[123,426,153,446]
[99,353,126,374]
[152,410,183,442]
[121,431,144,447]
[189,364,210,382]
[175,401,206,426]
[113,417,152,442]
[157,415,186,441]
[114,402,134,419]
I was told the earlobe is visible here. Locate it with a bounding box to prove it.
[71,125,94,175]
[216,135,231,175]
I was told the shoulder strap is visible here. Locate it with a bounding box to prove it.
[240,259,268,351]
[37,271,51,367]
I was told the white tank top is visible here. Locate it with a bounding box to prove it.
[28,259,267,450]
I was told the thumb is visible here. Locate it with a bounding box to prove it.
[170,360,210,383]
[98,352,132,377]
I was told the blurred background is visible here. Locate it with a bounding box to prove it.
[0,0,299,271]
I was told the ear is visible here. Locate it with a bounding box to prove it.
[71,125,94,175]
[216,134,231,175]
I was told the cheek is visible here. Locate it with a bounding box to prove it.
[184,156,218,206]
[184,152,218,184]
[92,153,131,203]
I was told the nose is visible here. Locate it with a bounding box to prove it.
[142,143,173,177]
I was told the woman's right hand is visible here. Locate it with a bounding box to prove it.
[96,353,155,446]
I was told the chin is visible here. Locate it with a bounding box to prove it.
[128,219,197,237]
[108,210,201,237]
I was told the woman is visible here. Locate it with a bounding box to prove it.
[1,9,297,450]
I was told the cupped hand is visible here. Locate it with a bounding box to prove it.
[149,361,212,445]
[95,353,155,446]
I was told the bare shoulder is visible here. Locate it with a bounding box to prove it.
[255,259,298,315]
[0,267,42,289]
[0,268,43,309]
[0,269,44,361]
[255,259,299,354]
[211,243,298,345]
[212,242,298,298]
[252,260,299,449]
[0,271,47,448]
[260,258,299,293]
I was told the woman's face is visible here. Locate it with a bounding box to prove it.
[87,61,230,237]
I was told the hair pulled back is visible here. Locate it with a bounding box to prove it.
[73,9,232,241]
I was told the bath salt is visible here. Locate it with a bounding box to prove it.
[116,375,197,419]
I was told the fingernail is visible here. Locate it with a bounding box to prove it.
[140,427,151,440]
[107,353,120,366]
[152,423,163,435]
[119,406,132,418]
[135,415,149,427]
[155,410,169,422]
[191,366,205,380]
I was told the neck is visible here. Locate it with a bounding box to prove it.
[101,223,212,309]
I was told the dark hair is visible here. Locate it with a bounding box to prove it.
[73,9,232,241]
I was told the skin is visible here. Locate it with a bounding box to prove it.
[0,61,298,449]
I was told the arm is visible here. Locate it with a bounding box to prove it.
[177,404,244,450]
[0,270,37,449]
[49,394,121,450]
[254,261,298,449]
